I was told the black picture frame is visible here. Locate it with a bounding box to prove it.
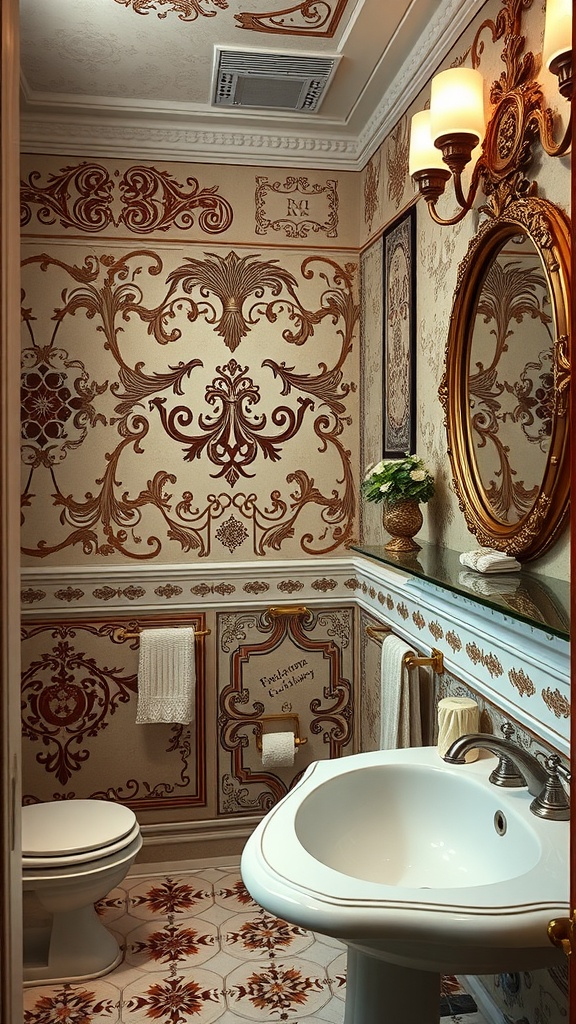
[382,204,417,457]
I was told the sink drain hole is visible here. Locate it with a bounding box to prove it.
[494,810,507,836]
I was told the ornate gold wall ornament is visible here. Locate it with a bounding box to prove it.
[445,630,462,652]
[154,583,183,598]
[54,587,85,602]
[311,578,338,592]
[243,581,270,595]
[277,580,304,593]
[397,602,408,619]
[509,667,536,697]
[412,610,425,630]
[541,687,570,719]
[428,620,444,641]
[21,589,47,604]
[465,642,503,678]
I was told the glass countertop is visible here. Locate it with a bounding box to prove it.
[351,541,570,642]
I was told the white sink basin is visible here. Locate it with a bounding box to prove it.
[241,746,569,977]
[295,761,541,888]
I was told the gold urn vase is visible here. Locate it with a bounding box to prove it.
[382,499,423,553]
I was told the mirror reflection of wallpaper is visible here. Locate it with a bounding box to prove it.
[470,247,552,524]
[21,161,360,565]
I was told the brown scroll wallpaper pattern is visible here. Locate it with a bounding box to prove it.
[21,161,359,565]
[21,162,234,235]
[217,608,354,813]
[113,0,350,36]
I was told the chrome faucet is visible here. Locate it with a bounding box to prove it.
[442,729,570,821]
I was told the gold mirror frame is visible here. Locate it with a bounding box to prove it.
[440,193,571,561]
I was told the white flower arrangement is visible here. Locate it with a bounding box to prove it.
[361,454,435,505]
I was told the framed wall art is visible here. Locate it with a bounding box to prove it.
[382,204,416,457]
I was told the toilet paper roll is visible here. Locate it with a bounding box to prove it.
[437,697,479,761]
[261,731,296,769]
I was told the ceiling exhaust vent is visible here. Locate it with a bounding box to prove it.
[213,48,339,113]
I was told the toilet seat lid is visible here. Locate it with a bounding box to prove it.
[22,799,137,857]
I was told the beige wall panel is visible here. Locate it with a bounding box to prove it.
[217,606,354,813]
[21,615,208,817]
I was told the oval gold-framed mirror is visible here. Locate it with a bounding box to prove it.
[440,193,570,561]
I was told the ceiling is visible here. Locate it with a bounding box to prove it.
[19,0,485,169]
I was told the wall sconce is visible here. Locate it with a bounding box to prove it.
[409,0,573,226]
[543,0,573,98]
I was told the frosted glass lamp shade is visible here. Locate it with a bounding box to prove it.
[430,68,485,145]
[543,0,572,70]
[408,110,448,175]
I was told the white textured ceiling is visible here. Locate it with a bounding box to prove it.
[19,0,486,169]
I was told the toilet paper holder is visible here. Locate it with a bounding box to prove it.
[255,714,308,752]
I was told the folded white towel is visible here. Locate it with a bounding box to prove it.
[459,547,521,574]
[136,627,196,724]
[380,634,422,750]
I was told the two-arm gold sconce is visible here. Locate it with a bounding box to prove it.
[408,0,572,225]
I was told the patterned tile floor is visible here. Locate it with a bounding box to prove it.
[23,862,489,1023]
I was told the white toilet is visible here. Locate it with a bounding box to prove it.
[22,799,142,986]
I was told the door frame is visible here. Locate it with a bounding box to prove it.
[0,0,23,1017]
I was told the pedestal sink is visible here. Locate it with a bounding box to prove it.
[240,746,569,1024]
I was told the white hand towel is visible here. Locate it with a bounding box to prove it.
[459,547,521,573]
[136,627,196,724]
[380,634,422,750]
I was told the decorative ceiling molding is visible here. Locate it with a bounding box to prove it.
[20,0,486,170]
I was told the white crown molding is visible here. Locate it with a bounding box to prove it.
[355,0,488,167]
[20,0,486,170]
[19,116,360,169]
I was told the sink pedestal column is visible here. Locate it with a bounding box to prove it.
[344,947,440,1024]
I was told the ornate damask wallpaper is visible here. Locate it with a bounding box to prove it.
[20,158,360,565]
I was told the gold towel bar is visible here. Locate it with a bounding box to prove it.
[365,626,444,673]
[255,714,308,751]
[268,605,309,617]
[118,626,211,641]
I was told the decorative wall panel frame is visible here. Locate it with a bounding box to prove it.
[218,606,353,813]
[382,204,416,457]
[21,613,208,810]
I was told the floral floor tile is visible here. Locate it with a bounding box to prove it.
[22,864,488,1024]
[125,916,219,970]
[23,980,122,1023]
[121,967,226,1023]
[224,957,331,1020]
[125,875,214,921]
[222,910,314,961]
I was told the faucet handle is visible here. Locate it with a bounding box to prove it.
[488,755,526,789]
[487,723,525,788]
[530,754,571,821]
